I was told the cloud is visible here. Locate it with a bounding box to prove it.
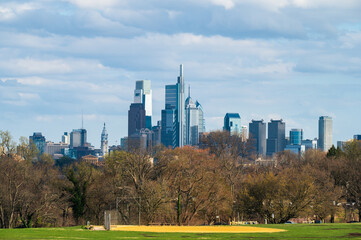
[66,0,124,9]
[211,0,235,10]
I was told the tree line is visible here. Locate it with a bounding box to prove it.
[0,130,360,228]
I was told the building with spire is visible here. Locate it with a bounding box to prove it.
[161,64,185,148]
[184,86,205,146]
[101,123,109,156]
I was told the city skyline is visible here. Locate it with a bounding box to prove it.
[0,1,361,146]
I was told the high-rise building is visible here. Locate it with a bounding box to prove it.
[184,87,204,146]
[161,108,176,148]
[175,64,185,148]
[101,123,109,156]
[249,120,267,156]
[128,103,146,137]
[289,129,303,145]
[195,101,206,134]
[62,132,70,144]
[267,119,286,156]
[29,132,46,154]
[354,135,361,141]
[70,129,87,148]
[318,116,333,152]
[223,113,241,135]
[134,80,152,129]
[161,64,185,148]
[241,125,248,141]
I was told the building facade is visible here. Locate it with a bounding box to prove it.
[224,113,241,135]
[302,139,317,151]
[29,132,46,154]
[289,129,303,145]
[128,103,146,137]
[70,129,87,148]
[249,120,267,156]
[134,80,152,129]
[161,64,185,148]
[267,119,286,156]
[318,116,333,152]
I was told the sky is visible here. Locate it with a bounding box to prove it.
[0,0,361,148]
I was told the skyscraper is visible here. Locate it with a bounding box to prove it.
[289,129,303,145]
[175,64,185,148]
[161,64,185,148]
[134,80,152,129]
[318,116,333,152]
[267,119,286,156]
[223,113,241,135]
[249,120,266,156]
[195,100,206,133]
[29,132,46,154]
[184,86,204,146]
[128,103,146,137]
[101,123,109,156]
[161,84,177,148]
[70,129,87,148]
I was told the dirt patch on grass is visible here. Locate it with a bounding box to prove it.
[348,233,361,237]
[111,225,286,233]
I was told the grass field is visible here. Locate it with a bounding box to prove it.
[0,223,361,239]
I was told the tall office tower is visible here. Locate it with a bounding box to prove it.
[195,101,206,133]
[29,132,46,154]
[224,113,241,135]
[175,64,185,148]
[62,132,70,144]
[101,123,109,156]
[185,87,201,146]
[128,103,146,137]
[289,129,303,145]
[161,84,177,147]
[318,116,333,152]
[241,126,248,141]
[70,129,87,148]
[161,65,185,148]
[249,120,267,156]
[134,80,152,129]
[267,119,286,156]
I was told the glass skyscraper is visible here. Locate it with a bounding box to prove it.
[134,80,152,129]
[223,113,241,135]
[249,120,266,156]
[161,64,185,148]
[266,119,286,156]
[184,87,205,146]
[289,129,303,145]
[318,116,333,152]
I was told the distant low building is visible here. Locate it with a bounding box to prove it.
[81,155,101,166]
[285,144,305,155]
[45,141,69,156]
[302,139,317,151]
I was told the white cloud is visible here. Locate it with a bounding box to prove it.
[66,0,124,9]
[211,0,235,10]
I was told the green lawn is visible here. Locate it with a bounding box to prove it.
[0,223,361,239]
